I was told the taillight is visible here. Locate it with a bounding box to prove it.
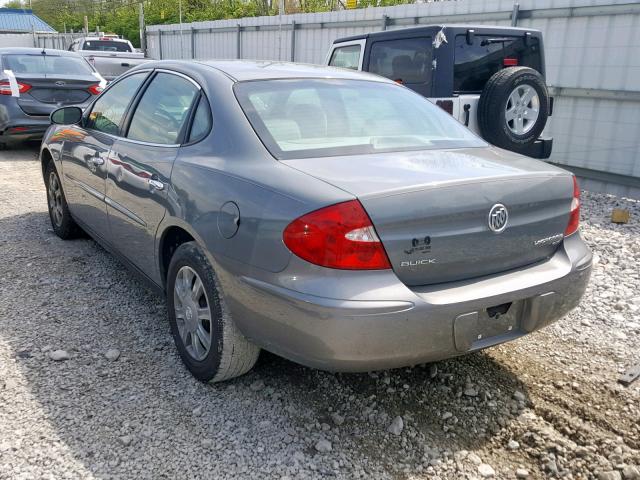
[436,99,454,115]
[0,81,31,95]
[503,58,518,67]
[88,84,104,95]
[283,200,391,270]
[564,176,580,236]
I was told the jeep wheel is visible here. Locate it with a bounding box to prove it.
[478,67,549,151]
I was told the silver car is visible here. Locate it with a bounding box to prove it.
[0,48,105,147]
[40,60,592,382]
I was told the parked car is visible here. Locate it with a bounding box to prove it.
[325,25,553,159]
[0,47,105,147]
[67,36,151,81]
[41,60,592,383]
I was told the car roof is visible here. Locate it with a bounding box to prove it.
[333,24,542,44]
[0,47,80,57]
[150,60,395,83]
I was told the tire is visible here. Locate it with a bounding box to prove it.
[44,162,82,239]
[477,67,549,151]
[167,242,260,382]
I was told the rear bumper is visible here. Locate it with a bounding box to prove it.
[1,98,90,141]
[0,119,50,141]
[222,232,592,372]
[511,136,553,159]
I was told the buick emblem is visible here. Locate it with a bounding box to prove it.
[488,204,508,233]
[55,80,66,86]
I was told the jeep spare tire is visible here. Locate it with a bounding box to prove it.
[477,66,549,151]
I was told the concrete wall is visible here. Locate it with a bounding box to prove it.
[0,33,36,47]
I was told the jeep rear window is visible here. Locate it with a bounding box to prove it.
[454,35,542,93]
[368,37,432,86]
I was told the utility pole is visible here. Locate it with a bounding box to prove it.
[179,0,184,59]
[278,0,284,60]
[83,16,89,35]
[139,3,146,54]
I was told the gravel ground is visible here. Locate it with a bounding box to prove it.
[0,144,639,480]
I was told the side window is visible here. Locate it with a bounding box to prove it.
[454,35,542,93]
[368,37,432,85]
[188,95,212,143]
[127,73,199,144]
[87,72,147,135]
[329,45,361,70]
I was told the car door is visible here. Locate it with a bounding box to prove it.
[105,71,200,283]
[61,71,148,240]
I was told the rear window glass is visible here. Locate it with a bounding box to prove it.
[368,37,432,86]
[188,95,212,143]
[329,45,361,70]
[127,72,198,144]
[82,40,132,52]
[234,79,484,160]
[454,34,542,93]
[2,54,93,75]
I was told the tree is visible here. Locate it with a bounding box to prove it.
[4,0,27,8]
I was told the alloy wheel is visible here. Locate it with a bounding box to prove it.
[173,266,213,361]
[48,172,64,227]
[505,83,540,135]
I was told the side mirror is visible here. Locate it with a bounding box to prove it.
[51,106,83,125]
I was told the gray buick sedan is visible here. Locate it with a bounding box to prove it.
[40,60,592,382]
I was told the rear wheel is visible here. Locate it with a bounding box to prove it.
[45,162,81,239]
[167,242,260,382]
[478,67,549,151]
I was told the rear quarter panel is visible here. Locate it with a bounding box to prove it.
[157,65,353,281]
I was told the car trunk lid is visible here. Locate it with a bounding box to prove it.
[282,147,573,286]
[16,74,95,115]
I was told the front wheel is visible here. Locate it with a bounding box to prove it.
[45,162,81,239]
[167,242,260,382]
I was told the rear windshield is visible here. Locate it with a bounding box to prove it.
[235,79,485,160]
[454,34,542,93]
[2,54,93,75]
[82,40,132,52]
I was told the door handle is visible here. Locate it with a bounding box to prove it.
[463,104,471,127]
[148,179,164,191]
[89,156,104,166]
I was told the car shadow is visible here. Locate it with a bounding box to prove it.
[0,210,532,478]
[0,139,41,160]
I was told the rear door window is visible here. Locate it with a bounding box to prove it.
[454,34,542,93]
[127,72,199,145]
[328,45,362,70]
[187,95,212,143]
[368,37,432,86]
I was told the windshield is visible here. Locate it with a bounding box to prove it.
[82,40,132,52]
[3,54,94,76]
[235,79,485,160]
